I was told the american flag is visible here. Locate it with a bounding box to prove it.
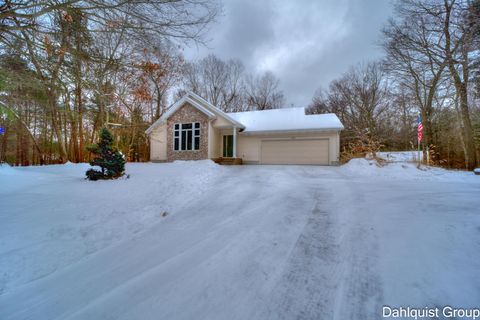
[417,115,423,142]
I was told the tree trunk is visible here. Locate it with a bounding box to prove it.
[456,84,477,169]
[0,124,8,163]
[46,90,67,162]
[443,0,477,169]
[70,112,79,162]
[454,96,468,168]
[77,84,84,162]
[16,117,21,166]
[74,50,84,162]
[155,87,162,120]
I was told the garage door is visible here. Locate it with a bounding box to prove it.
[260,139,329,165]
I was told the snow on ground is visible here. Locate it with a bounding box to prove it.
[376,150,423,162]
[0,159,479,319]
[340,158,470,181]
[0,161,223,296]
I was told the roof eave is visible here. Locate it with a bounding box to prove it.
[188,92,246,129]
[145,95,217,135]
[240,127,344,135]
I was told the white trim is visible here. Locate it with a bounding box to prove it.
[146,95,215,135]
[207,120,212,158]
[145,92,245,135]
[173,122,200,151]
[239,128,342,135]
[233,126,237,158]
[187,92,246,129]
[170,96,216,119]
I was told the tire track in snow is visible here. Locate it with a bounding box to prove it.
[258,176,384,320]
[259,187,343,320]
[331,180,384,320]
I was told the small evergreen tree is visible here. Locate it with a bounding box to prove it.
[86,127,125,180]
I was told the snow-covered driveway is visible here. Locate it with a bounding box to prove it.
[1,161,479,319]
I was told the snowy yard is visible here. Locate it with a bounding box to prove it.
[0,158,479,320]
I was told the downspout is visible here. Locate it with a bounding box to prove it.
[233,126,237,158]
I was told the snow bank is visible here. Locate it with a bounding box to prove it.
[0,163,16,175]
[0,163,47,194]
[341,158,472,181]
[375,151,423,162]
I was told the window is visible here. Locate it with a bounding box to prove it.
[174,122,200,151]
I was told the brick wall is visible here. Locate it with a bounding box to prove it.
[166,103,209,161]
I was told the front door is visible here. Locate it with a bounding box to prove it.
[223,135,233,157]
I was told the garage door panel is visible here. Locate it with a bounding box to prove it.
[261,139,329,165]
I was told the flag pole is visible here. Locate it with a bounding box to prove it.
[418,134,420,166]
[417,114,421,166]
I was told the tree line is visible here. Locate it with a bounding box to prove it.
[0,0,218,164]
[1,0,479,169]
[308,0,480,169]
[0,0,283,165]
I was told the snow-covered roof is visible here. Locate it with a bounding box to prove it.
[227,108,344,133]
[145,93,343,135]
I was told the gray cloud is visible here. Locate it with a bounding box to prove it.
[184,0,392,107]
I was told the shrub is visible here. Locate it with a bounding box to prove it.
[86,127,125,180]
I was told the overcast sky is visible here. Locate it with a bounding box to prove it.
[183,0,393,107]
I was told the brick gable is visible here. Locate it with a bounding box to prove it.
[166,103,209,161]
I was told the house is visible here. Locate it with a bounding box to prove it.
[145,92,344,165]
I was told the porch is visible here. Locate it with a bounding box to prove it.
[209,124,241,164]
[212,157,243,165]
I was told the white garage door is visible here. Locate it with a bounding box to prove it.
[260,139,329,165]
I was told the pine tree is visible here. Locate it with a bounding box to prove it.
[86,127,125,180]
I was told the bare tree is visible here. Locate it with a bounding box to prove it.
[137,45,184,120]
[222,59,245,112]
[308,62,393,148]
[182,54,246,111]
[384,0,478,169]
[441,0,479,169]
[200,54,229,107]
[391,84,417,150]
[1,1,219,46]
[245,71,284,110]
[0,0,219,164]
[382,2,448,157]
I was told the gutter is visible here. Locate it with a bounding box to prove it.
[239,127,344,135]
